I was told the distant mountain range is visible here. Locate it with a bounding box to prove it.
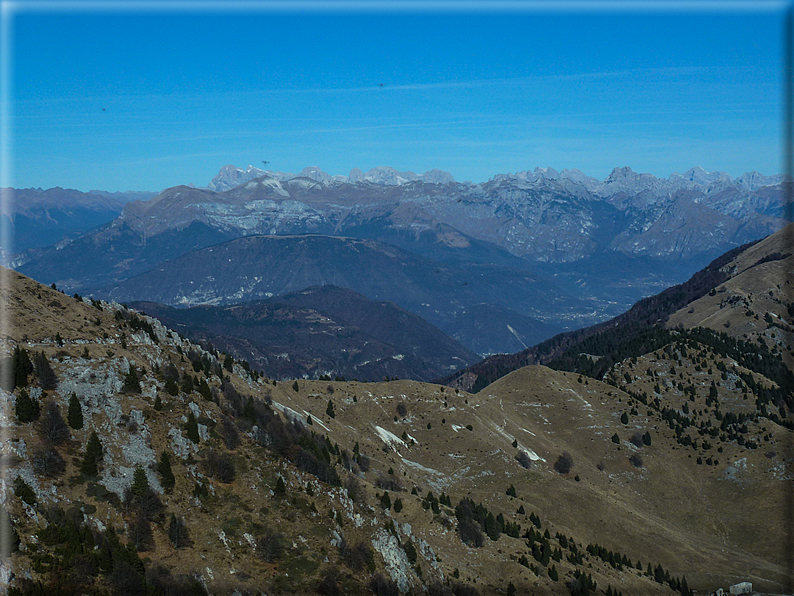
[208,164,457,191]
[2,187,157,257]
[96,234,569,355]
[14,163,788,355]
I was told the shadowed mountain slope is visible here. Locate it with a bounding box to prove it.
[96,234,577,354]
[131,286,479,382]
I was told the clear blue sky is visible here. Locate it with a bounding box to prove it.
[5,1,788,191]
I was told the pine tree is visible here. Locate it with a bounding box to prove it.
[157,451,175,491]
[611,433,620,444]
[34,351,57,390]
[197,378,212,401]
[181,374,194,394]
[12,347,33,389]
[14,389,40,423]
[549,565,558,581]
[67,393,83,429]
[168,514,191,548]
[131,466,149,503]
[326,399,336,419]
[274,475,286,496]
[620,412,629,424]
[185,412,200,444]
[485,512,500,541]
[380,491,391,510]
[123,366,141,393]
[164,378,178,396]
[81,432,103,477]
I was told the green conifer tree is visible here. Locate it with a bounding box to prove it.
[157,451,175,491]
[14,389,40,423]
[123,366,141,393]
[67,393,83,429]
[81,432,103,476]
[131,466,149,502]
[185,412,200,444]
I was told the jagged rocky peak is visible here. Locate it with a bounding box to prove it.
[667,166,733,191]
[735,170,785,191]
[208,164,268,191]
[209,164,455,191]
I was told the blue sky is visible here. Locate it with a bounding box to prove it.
[4,1,789,191]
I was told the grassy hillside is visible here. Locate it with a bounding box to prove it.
[1,268,790,595]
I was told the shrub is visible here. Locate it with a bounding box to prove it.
[168,514,192,548]
[396,403,408,417]
[129,512,154,552]
[643,431,652,446]
[458,518,484,547]
[13,477,36,506]
[629,454,643,468]
[109,561,146,596]
[40,400,70,444]
[376,475,403,492]
[368,573,399,596]
[204,449,236,483]
[630,431,645,448]
[340,539,374,572]
[32,447,65,478]
[553,452,574,474]
[256,528,284,562]
[318,566,341,596]
[611,433,621,444]
[222,415,240,450]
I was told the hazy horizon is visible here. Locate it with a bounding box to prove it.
[4,2,787,192]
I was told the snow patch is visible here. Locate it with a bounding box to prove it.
[374,425,406,448]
